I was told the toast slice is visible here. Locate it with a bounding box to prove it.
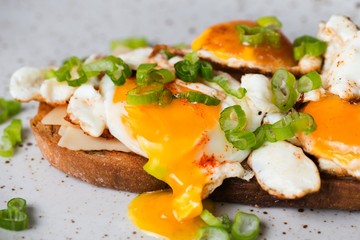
[30,103,360,210]
[30,102,167,193]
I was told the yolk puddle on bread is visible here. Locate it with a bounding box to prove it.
[300,94,360,167]
[113,80,221,238]
[192,20,296,69]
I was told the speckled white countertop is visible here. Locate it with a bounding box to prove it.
[0,0,359,239]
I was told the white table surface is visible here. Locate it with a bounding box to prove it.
[1,0,359,239]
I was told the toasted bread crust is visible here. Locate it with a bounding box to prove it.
[30,102,168,193]
[31,103,360,210]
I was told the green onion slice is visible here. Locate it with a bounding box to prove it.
[236,24,281,48]
[195,226,231,240]
[0,119,22,157]
[149,69,175,84]
[110,37,149,51]
[293,35,327,60]
[176,91,220,106]
[231,211,260,240]
[184,51,199,65]
[270,111,316,141]
[271,69,298,112]
[136,63,175,85]
[199,62,214,81]
[219,105,247,132]
[200,209,225,228]
[158,89,173,107]
[82,56,132,86]
[252,124,272,149]
[257,16,282,29]
[54,56,88,87]
[127,83,165,106]
[297,71,322,93]
[0,98,21,124]
[212,75,247,99]
[225,129,256,150]
[0,198,28,231]
[136,63,157,85]
[7,198,27,213]
[174,59,200,82]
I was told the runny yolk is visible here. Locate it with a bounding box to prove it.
[300,94,360,166]
[113,80,221,238]
[192,20,296,69]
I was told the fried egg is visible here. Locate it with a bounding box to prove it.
[299,94,360,179]
[296,16,360,179]
[192,20,296,73]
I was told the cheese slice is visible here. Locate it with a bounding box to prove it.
[41,106,73,126]
[42,106,130,152]
[58,126,130,152]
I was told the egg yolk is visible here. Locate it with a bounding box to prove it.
[300,94,360,167]
[113,80,221,238]
[192,20,296,69]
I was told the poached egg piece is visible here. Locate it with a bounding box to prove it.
[101,74,256,238]
[10,66,76,105]
[248,141,321,199]
[67,84,106,137]
[318,15,360,100]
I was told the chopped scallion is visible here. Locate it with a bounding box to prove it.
[271,69,298,112]
[297,71,322,93]
[176,91,220,106]
[293,35,327,60]
[257,16,282,29]
[0,198,28,231]
[110,37,149,51]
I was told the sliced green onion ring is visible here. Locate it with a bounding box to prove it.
[82,56,132,86]
[200,209,225,228]
[0,98,21,124]
[149,69,175,84]
[212,75,247,99]
[136,63,157,85]
[257,16,282,29]
[184,51,199,65]
[195,226,231,240]
[199,61,214,81]
[7,198,27,213]
[231,211,260,240]
[176,91,220,106]
[236,24,281,48]
[271,69,298,112]
[53,56,88,87]
[252,124,272,149]
[127,83,164,106]
[0,119,22,157]
[225,130,256,150]
[0,198,28,231]
[219,105,247,132]
[158,89,173,107]
[110,37,149,51]
[174,59,200,82]
[297,71,322,93]
[236,25,264,47]
[293,35,327,60]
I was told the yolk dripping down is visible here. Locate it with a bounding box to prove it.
[300,94,360,167]
[192,20,296,69]
[113,79,221,238]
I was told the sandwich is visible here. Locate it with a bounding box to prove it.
[9,15,360,239]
